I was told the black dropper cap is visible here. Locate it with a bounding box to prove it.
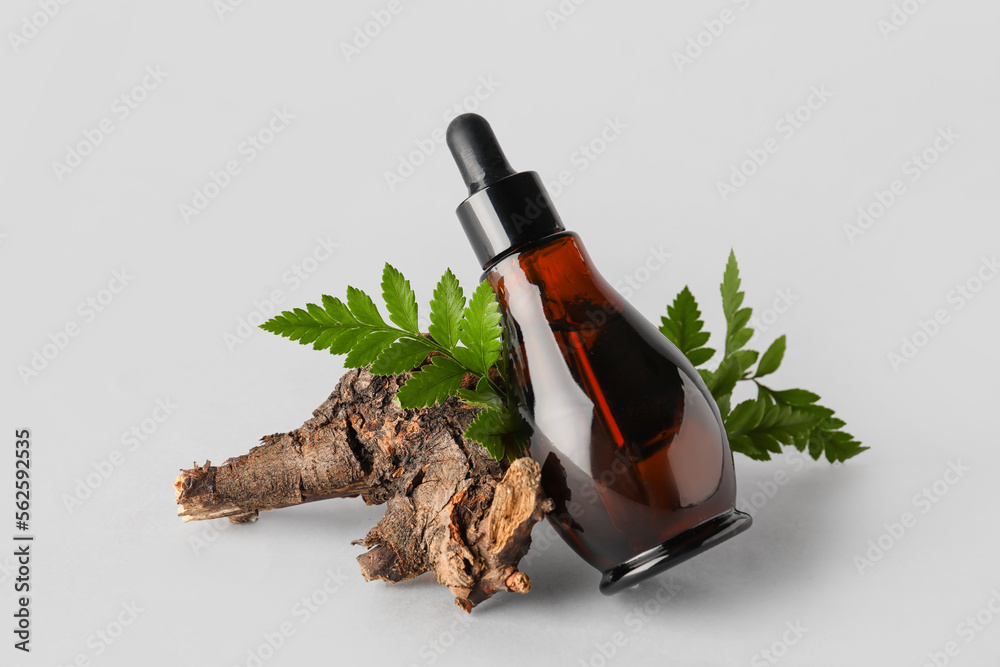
[447,114,564,270]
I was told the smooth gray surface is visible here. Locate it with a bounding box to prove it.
[2,2,999,665]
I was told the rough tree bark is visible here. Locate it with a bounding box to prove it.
[174,367,552,611]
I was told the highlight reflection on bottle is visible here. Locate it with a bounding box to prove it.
[447,114,751,594]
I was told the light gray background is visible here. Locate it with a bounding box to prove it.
[2,1,999,665]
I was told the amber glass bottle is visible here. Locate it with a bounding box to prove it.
[447,114,751,594]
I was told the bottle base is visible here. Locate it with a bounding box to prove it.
[599,509,752,595]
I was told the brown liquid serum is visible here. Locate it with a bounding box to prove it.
[445,114,750,594]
